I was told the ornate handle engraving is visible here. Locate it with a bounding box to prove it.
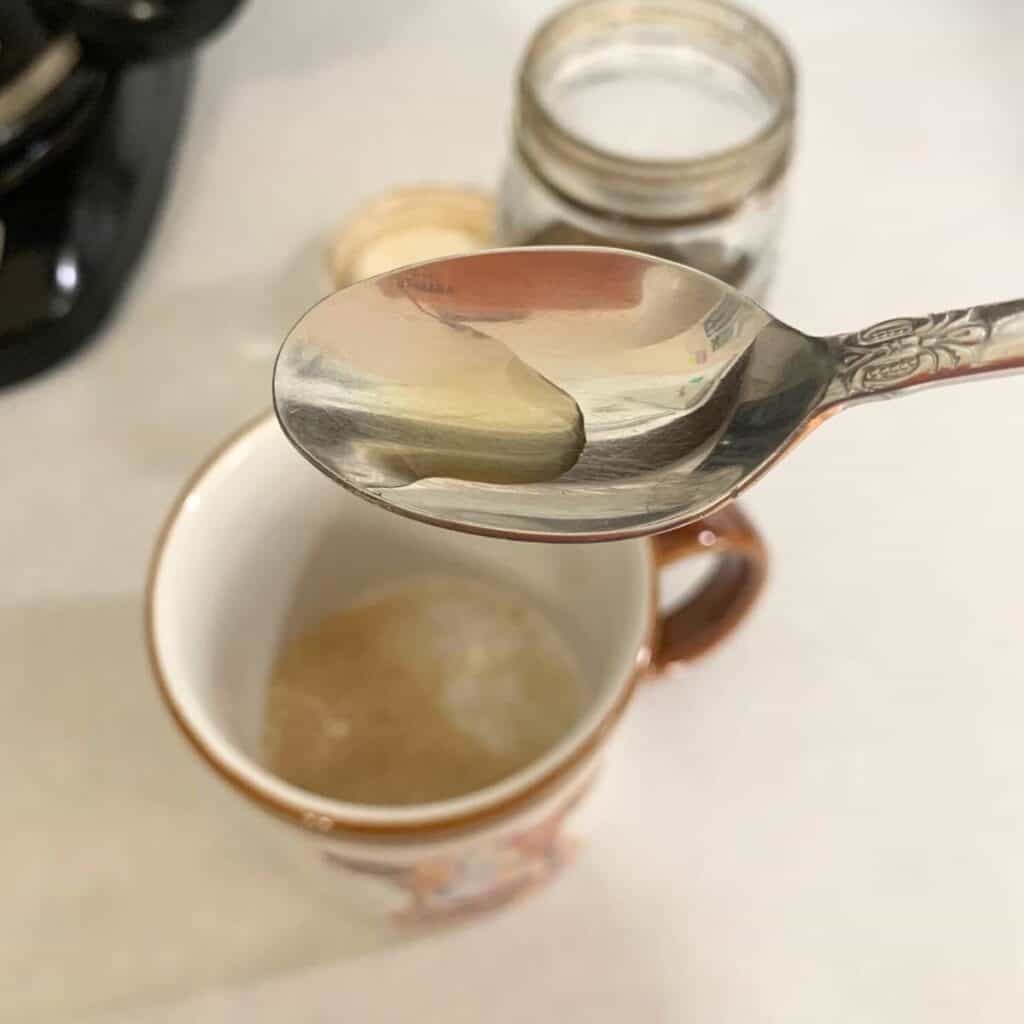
[824,301,1024,404]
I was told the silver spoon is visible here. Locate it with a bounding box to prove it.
[274,247,1024,542]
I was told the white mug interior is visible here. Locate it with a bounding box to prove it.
[148,415,653,829]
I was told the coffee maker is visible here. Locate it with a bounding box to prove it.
[0,0,245,387]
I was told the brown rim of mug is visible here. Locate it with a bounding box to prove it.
[144,413,763,839]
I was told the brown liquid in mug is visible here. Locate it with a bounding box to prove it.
[263,575,588,806]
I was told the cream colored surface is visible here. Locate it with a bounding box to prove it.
[5,1,1024,1021]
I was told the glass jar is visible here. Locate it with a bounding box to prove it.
[497,0,796,298]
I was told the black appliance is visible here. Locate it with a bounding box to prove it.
[0,0,244,386]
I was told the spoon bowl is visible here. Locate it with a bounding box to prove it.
[274,247,1024,541]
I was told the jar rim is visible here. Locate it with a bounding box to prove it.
[515,0,797,220]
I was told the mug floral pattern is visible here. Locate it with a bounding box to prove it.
[322,785,588,923]
[147,415,764,927]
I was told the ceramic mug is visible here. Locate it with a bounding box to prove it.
[146,414,766,924]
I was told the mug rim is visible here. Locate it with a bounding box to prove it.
[145,413,658,837]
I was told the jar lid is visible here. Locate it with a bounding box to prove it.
[327,185,495,288]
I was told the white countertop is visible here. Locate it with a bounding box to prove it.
[5,1,1024,1020]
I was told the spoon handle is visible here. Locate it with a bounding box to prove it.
[822,299,1024,405]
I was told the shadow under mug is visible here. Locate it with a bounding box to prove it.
[146,414,766,924]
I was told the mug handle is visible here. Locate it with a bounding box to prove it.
[649,503,767,672]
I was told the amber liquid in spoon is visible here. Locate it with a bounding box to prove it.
[275,249,771,537]
[278,276,586,487]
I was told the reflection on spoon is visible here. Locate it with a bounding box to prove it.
[276,247,1024,542]
[275,277,585,487]
[387,253,768,474]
